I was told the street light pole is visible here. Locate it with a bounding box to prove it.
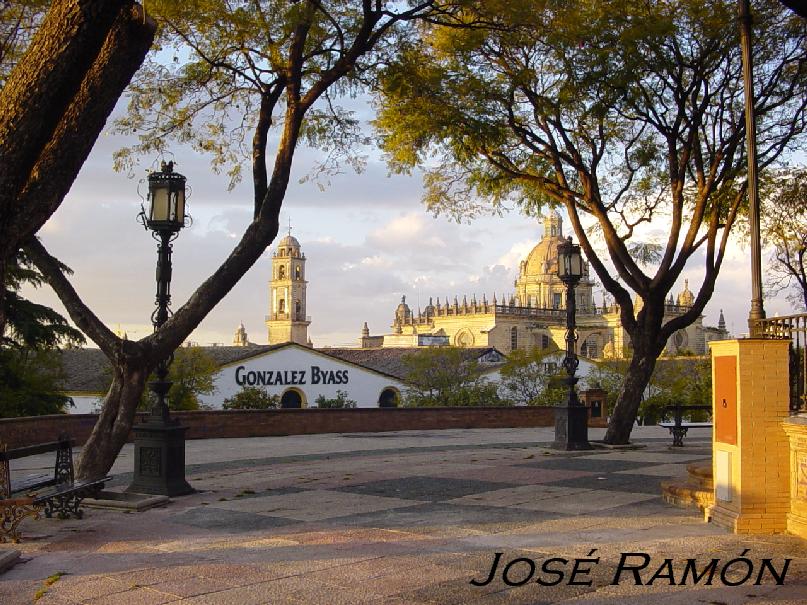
[553,236,591,450]
[740,0,766,336]
[149,229,174,423]
[126,160,193,497]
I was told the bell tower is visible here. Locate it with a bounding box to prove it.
[267,229,310,345]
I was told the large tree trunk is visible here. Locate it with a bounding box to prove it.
[603,307,666,445]
[76,356,151,480]
[0,2,154,336]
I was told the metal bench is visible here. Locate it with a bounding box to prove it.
[0,434,110,543]
[659,404,712,446]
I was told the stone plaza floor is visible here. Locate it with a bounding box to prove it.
[2,426,806,604]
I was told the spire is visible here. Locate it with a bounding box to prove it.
[361,321,369,338]
[718,309,726,331]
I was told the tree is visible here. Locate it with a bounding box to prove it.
[0,248,84,418]
[165,346,218,410]
[761,169,807,310]
[0,1,155,332]
[498,346,560,405]
[315,390,357,408]
[29,1,453,480]
[402,347,506,407]
[374,0,807,443]
[2,248,85,349]
[222,386,280,410]
[642,357,712,424]
[0,349,73,418]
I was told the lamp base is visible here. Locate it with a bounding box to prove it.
[126,420,194,497]
[553,405,592,450]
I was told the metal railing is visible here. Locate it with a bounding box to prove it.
[758,313,807,413]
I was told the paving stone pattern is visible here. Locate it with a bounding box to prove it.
[2,427,806,604]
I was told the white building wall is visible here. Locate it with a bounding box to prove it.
[199,347,407,409]
[69,395,103,414]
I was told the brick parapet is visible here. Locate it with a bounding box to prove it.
[0,407,562,449]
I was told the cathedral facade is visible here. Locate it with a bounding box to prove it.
[363,212,729,358]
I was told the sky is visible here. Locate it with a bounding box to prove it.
[24,93,800,350]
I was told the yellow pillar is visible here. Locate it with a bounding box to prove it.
[783,417,807,539]
[707,339,791,534]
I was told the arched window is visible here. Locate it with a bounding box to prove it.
[278,299,285,313]
[378,387,400,408]
[510,326,518,351]
[295,266,301,280]
[278,265,286,280]
[280,388,304,408]
[295,300,302,320]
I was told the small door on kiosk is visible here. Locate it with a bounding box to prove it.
[714,355,737,445]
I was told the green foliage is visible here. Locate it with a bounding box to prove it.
[167,346,218,410]
[0,349,72,417]
[585,356,712,425]
[315,390,357,409]
[0,247,83,418]
[138,346,218,411]
[498,346,562,405]
[222,386,280,410]
[644,357,713,424]
[2,249,85,349]
[112,0,432,187]
[401,347,508,407]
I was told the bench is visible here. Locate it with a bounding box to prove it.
[660,404,713,446]
[1,434,110,543]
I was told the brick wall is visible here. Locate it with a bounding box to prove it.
[0,407,565,448]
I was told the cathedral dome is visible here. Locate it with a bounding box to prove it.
[523,211,566,276]
[395,295,412,323]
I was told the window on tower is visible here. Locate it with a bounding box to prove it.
[295,266,301,280]
[278,299,285,313]
[278,265,286,279]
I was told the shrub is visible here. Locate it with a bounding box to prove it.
[222,387,280,410]
[315,390,357,408]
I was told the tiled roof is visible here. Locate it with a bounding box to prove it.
[58,344,505,393]
[57,344,285,393]
[320,347,504,381]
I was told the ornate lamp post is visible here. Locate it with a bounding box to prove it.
[553,236,591,450]
[739,0,765,336]
[126,161,194,497]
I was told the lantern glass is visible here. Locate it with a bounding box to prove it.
[557,237,583,280]
[150,185,171,223]
[146,162,187,230]
[172,187,185,223]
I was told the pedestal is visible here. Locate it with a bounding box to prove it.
[126,420,194,497]
[707,339,790,533]
[553,405,592,450]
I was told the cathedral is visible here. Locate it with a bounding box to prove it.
[360,212,729,358]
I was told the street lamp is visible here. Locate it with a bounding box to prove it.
[126,160,194,497]
[553,236,592,450]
